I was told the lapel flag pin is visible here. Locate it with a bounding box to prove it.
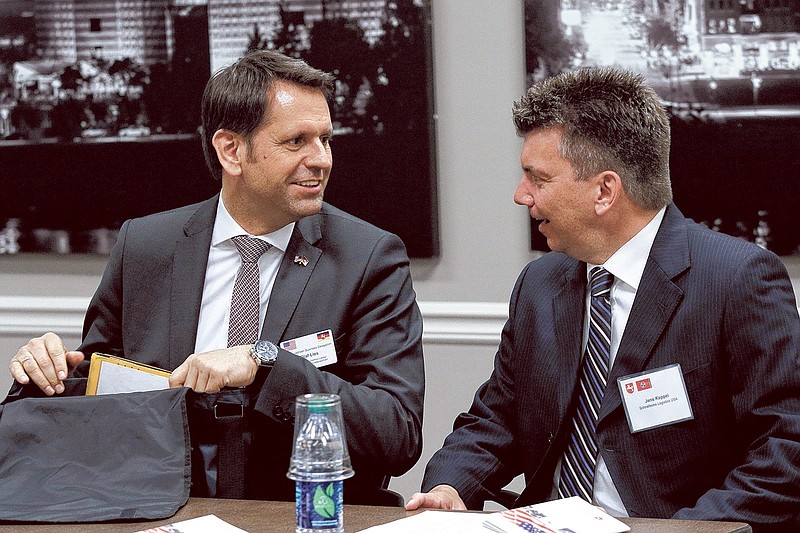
[294,255,309,267]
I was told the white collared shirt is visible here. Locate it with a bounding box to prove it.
[553,206,666,516]
[193,196,294,354]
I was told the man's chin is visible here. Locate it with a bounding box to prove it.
[293,197,324,218]
[540,233,560,253]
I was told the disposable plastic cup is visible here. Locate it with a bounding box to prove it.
[287,393,354,482]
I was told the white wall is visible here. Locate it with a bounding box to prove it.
[1,0,799,504]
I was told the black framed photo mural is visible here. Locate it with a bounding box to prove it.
[0,0,438,258]
[523,0,800,255]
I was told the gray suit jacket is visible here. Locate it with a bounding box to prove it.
[422,204,800,532]
[75,195,425,501]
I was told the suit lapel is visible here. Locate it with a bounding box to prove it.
[261,215,322,343]
[599,205,690,423]
[168,196,217,369]
[517,260,585,506]
[553,262,588,424]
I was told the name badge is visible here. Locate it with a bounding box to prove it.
[280,329,337,368]
[616,363,694,433]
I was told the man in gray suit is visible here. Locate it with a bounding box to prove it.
[407,68,800,531]
[9,50,424,503]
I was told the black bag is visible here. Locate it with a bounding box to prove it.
[0,379,191,522]
[0,377,260,522]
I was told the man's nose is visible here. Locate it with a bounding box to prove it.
[513,180,533,206]
[307,140,332,170]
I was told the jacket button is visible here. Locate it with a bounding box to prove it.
[273,404,293,422]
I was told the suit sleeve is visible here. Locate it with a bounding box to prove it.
[672,248,800,531]
[420,265,531,509]
[75,220,131,369]
[255,232,425,476]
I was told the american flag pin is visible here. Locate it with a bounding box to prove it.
[293,255,309,267]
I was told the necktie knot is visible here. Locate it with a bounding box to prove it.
[589,267,614,298]
[232,235,271,263]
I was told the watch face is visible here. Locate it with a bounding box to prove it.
[253,340,278,365]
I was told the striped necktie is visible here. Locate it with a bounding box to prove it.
[558,266,614,502]
[227,235,272,347]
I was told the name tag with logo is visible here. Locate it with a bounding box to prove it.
[280,329,337,368]
[616,363,693,433]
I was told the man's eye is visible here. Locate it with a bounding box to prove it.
[321,136,331,146]
[288,136,304,146]
[530,175,547,188]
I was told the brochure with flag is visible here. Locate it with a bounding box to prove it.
[86,352,172,395]
[482,497,630,533]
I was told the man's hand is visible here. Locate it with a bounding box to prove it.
[9,332,85,395]
[405,484,467,511]
[169,344,257,392]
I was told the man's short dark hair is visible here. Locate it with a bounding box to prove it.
[200,50,336,181]
[512,67,672,210]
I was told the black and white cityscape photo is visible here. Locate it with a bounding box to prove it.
[524,0,800,255]
[0,0,438,257]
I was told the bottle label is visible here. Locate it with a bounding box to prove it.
[295,480,343,530]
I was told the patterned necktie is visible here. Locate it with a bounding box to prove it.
[558,266,614,503]
[227,235,272,347]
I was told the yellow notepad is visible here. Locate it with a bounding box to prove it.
[86,353,172,396]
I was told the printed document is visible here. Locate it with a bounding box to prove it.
[357,497,629,533]
[134,514,247,532]
[85,352,171,395]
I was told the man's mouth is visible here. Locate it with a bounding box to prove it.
[294,180,321,188]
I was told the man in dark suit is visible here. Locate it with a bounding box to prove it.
[8,50,424,503]
[406,68,800,531]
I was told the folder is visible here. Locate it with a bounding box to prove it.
[86,353,172,396]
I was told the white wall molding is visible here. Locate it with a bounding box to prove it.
[0,296,90,337]
[419,301,507,345]
[0,296,509,346]
[4,296,799,348]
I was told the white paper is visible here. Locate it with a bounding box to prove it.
[483,497,630,533]
[358,499,629,533]
[135,514,248,533]
[95,360,170,395]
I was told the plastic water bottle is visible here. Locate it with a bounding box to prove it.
[287,394,354,533]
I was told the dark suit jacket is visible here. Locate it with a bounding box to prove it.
[422,204,800,531]
[74,195,425,502]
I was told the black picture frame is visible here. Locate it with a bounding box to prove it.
[523,0,800,256]
[0,0,439,258]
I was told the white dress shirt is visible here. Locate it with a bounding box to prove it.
[193,196,294,354]
[553,206,666,516]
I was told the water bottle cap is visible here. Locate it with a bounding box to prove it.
[296,393,339,413]
[308,403,330,413]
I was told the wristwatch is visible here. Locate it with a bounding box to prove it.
[250,339,279,368]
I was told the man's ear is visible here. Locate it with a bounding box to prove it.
[595,171,622,216]
[212,129,243,177]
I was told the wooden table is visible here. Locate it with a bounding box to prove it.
[0,498,752,532]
